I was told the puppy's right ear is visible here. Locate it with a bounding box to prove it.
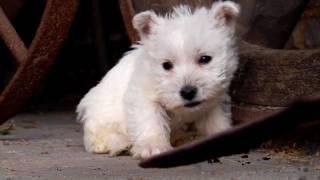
[210,1,240,27]
[132,11,158,40]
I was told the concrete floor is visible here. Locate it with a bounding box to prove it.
[1,112,320,180]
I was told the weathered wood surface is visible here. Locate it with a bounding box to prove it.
[243,0,310,49]
[231,42,320,107]
[285,0,320,49]
[231,103,283,124]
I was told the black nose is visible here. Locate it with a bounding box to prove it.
[180,85,197,101]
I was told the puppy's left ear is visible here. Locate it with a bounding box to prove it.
[210,1,240,27]
[132,11,159,40]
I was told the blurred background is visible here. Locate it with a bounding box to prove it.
[0,0,131,112]
[0,0,319,115]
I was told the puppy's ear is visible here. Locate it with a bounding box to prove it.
[210,1,240,27]
[132,11,159,39]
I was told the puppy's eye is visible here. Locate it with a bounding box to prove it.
[162,61,173,71]
[198,55,212,65]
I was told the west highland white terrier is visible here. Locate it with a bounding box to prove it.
[77,1,240,159]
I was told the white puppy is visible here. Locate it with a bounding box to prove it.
[77,1,240,159]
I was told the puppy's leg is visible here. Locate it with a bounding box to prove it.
[83,119,130,156]
[77,97,130,156]
[126,101,172,159]
[196,100,232,136]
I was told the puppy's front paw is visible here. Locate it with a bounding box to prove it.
[84,127,130,156]
[131,143,173,159]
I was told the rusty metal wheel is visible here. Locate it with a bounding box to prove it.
[0,0,79,124]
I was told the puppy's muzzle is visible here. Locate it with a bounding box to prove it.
[180,85,197,101]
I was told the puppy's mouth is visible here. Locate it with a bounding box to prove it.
[184,101,202,108]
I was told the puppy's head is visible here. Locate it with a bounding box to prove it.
[132,1,240,110]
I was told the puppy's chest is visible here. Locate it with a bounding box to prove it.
[169,110,201,124]
[169,108,205,131]
[168,110,205,146]
[168,104,211,125]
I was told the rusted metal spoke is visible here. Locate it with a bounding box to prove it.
[0,6,28,64]
[119,0,138,42]
[0,0,79,124]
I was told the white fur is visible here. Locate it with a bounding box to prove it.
[77,1,240,159]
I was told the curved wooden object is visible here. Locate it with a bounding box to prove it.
[232,42,320,106]
[0,0,79,124]
[231,42,320,123]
